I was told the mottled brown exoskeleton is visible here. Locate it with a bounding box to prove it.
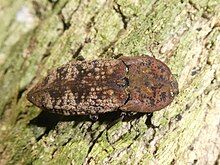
[27,56,179,115]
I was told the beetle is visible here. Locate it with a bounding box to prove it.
[27,56,179,115]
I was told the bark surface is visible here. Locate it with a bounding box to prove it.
[0,0,219,164]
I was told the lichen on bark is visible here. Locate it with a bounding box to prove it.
[0,0,219,165]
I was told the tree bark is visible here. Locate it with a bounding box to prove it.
[0,0,219,164]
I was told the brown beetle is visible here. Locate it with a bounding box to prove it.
[27,56,179,115]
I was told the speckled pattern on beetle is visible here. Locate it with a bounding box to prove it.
[27,56,179,115]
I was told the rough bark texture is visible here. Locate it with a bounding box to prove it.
[0,0,219,164]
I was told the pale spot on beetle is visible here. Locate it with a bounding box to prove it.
[112,98,118,104]
[104,62,110,67]
[142,67,151,74]
[142,86,153,96]
[56,99,62,106]
[107,89,114,96]
[74,92,78,97]
[54,105,61,109]
[96,87,102,91]
[89,95,98,99]
[95,75,100,80]
[96,99,102,103]
[94,68,100,72]
[82,65,86,70]
[107,68,113,75]
[46,99,53,109]
[90,101,95,105]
